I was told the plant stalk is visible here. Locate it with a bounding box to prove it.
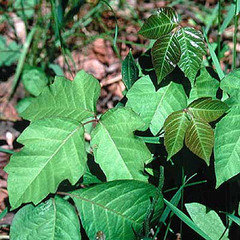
[233,0,239,69]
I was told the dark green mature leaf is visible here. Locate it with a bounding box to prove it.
[10,197,81,240]
[164,110,190,160]
[176,27,206,84]
[188,98,229,122]
[220,68,240,100]
[188,67,219,103]
[122,50,139,90]
[214,106,240,187]
[126,75,187,135]
[164,199,212,240]
[185,203,229,240]
[72,180,164,240]
[5,118,87,209]
[0,35,21,67]
[22,67,49,96]
[152,33,181,83]
[91,107,152,181]
[185,118,214,164]
[21,70,100,122]
[138,7,179,39]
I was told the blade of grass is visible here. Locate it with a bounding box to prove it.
[136,136,163,144]
[225,213,240,226]
[233,0,240,69]
[0,147,14,154]
[9,26,37,99]
[219,3,235,34]
[0,208,8,220]
[205,3,219,34]
[217,0,222,60]
[163,199,212,240]
[203,27,225,80]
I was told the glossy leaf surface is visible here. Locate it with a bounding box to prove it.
[5,118,87,209]
[138,7,178,39]
[152,33,181,83]
[72,180,164,240]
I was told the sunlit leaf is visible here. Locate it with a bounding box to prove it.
[152,33,181,83]
[188,98,229,122]
[185,118,214,164]
[185,202,229,240]
[138,7,179,39]
[72,180,164,240]
[214,106,240,187]
[176,27,206,84]
[91,107,152,181]
[164,110,190,160]
[10,197,81,240]
[5,118,87,209]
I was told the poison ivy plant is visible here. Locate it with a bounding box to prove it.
[5,6,240,240]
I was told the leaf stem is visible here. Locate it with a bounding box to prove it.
[82,119,99,126]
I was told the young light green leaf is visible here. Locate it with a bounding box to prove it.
[188,67,219,104]
[163,199,212,240]
[164,110,190,160]
[225,213,240,227]
[176,27,206,85]
[152,33,181,83]
[185,118,214,165]
[138,7,179,39]
[21,70,100,122]
[72,180,164,240]
[10,197,81,240]
[91,107,152,181]
[22,66,49,96]
[126,75,187,135]
[188,98,229,123]
[185,202,229,240]
[122,50,139,90]
[5,118,87,209]
[214,106,240,188]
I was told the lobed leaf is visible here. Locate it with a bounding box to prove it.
[21,70,101,122]
[176,27,206,85]
[90,107,152,181]
[185,203,229,240]
[188,67,219,103]
[214,106,240,187]
[152,33,181,83]
[121,50,139,90]
[126,75,187,135]
[5,118,87,209]
[188,98,229,122]
[10,197,81,240]
[138,7,179,39]
[164,110,190,160]
[185,118,214,165]
[72,180,164,240]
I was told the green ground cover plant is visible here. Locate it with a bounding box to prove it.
[3,5,240,240]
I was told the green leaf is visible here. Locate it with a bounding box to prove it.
[188,67,219,103]
[138,7,178,39]
[91,107,152,181]
[121,50,139,90]
[214,106,240,187]
[126,75,187,135]
[188,98,229,123]
[164,110,190,160]
[16,97,34,114]
[185,202,229,240]
[220,68,240,100]
[0,35,21,67]
[72,180,164,240]
[163,199,212,240]
[14,0,36,18]
[22,66,49,96]
[10,197,81,240]
[185,118,214,164]
[21,70,100,122]
[5,118,87,209]
[176,27,206,84]
[152,33,181,83]
[225,213,240,227]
